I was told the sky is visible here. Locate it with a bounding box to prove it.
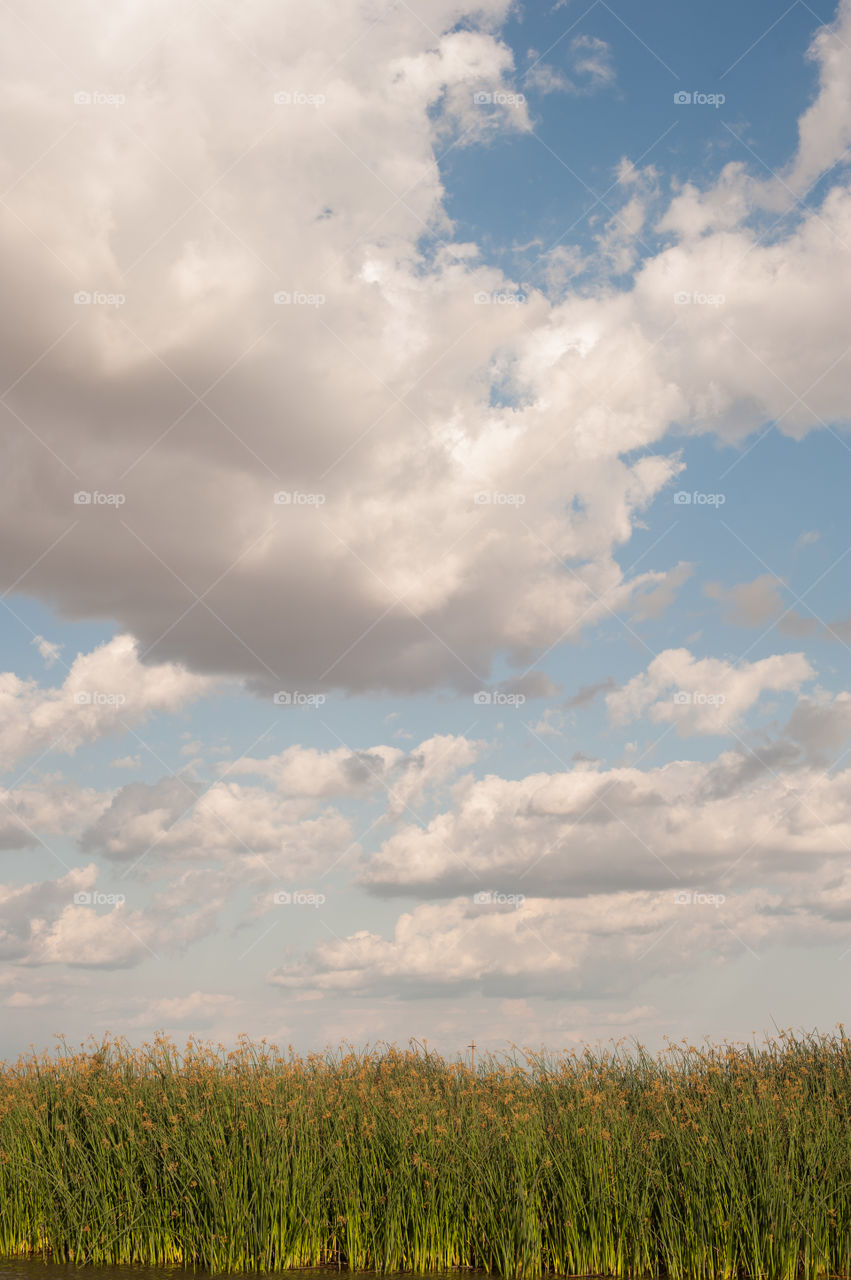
[0,0,850,1060]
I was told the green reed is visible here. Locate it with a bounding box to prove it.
[0,1029,849,1277]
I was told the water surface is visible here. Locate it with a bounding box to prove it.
[0,1264,480,1280]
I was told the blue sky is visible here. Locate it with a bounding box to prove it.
[0,0,850,1056]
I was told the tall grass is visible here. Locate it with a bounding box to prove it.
[0,1029,849,1277]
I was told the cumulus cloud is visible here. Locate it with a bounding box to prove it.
[0,862,226,969]
[606,648,815,735]
[267,883,847,999]
[0,0,847,700]
[0,635,217,772]
[80,772,353,879]
[228,733,483,814]
[1,0,851,1037]
[0,779,110,850]
[359,692,851,899]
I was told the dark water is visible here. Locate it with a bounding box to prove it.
[0,1266,477,1280]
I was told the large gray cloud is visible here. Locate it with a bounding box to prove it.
[0,1,849,696]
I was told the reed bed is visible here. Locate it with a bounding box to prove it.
[0,1029,849,1278]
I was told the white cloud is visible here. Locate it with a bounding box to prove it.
[0,863,224,969]
[359,691,851,898]
[786,0,851,195]
[80,773,353,879]
[32,635,62,668]
[228,733,483,813]
[4,1,849,697]
[606,648,814,735]
[0,635,218,771]
[0,779,110,850]
[268,883,845,999]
